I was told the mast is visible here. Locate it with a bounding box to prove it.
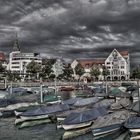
[137,80,140,115]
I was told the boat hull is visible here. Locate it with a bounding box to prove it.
[130,129,140,133]
[63,121,93,130]
[92,123,123,136]
[18,119,51,129]
[20,114,49,121]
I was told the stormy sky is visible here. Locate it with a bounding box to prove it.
[0,0,140,66]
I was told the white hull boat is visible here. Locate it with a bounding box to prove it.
[92,123,123,136]
[20,114,49,121]
[63,121,93,130]
[18,118,51,129]
[130,129,140,133]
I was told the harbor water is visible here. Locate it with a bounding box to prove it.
[0,90,131,140]
[0,117,130,140]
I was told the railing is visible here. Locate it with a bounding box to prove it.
[0,80,137,89]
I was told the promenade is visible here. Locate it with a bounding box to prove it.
[0,80,137,89]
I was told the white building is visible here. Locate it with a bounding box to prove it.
[71,59,105,81]
[71,49,130,81]
[9,39,42,76]
[105,49,130,81]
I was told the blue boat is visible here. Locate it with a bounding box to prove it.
[62,107,107,130]
[20,104,70,121]
[124,116,140,133]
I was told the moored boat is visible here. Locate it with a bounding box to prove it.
[17,118,52,129]
[92,123,123,136]
[73,97,99,107]
[124,116,140,133]
[62,107,107,130]
[91,110,130,136]
[60,86,75,91]
[19,104,70,121]
[43,95,61,104]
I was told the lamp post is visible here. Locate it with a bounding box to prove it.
[40,77,43,103]
[10,81,13,94]
[137,79,140,114]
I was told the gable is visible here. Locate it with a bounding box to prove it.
[105,49,126,63]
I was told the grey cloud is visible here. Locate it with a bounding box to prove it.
[0,0,140,65]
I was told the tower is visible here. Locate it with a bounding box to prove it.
[12,34,20,52]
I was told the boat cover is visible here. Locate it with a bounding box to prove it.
[0,90,9,99]
[21,104,70,116]
[111,98,130,110]
[0,99,22,107]
[124,116,140,129]
[63,107,107,125]
[91,110,130,129]
[62,98,82,105]
[109,88,130,97]
[126,86,137,92]
[74,97,99,107]
[94,99,115,108]
[92,87,104,94]
[131,101,140,113]
[7,87,28,95]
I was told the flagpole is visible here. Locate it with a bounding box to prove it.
[40,78,43,103]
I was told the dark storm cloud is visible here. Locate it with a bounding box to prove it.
[0,0,140,65]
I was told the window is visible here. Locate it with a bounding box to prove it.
[12,58,20,60]
[107,66,111,69]
[113,70,118,75]
[106,62,110,65]
[121,66,124,69]
[121,71,124,75]
[12,62,19,64]
[12,66,20,69]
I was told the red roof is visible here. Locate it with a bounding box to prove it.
[78,59,105,67]
[120,51,128,56]
[0,52,5,61]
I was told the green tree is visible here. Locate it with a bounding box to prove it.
[26,60,42,80]
[60,64,73,81]
[75,63,85,78]
[6,71,21,82]
[102,66,110,80]
[90,65,101,81]
[41,59,56,80]
[0,62,6,80]
[132,66,140,79]
[0,62,5,73]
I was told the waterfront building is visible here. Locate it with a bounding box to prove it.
[8,38,42,77]
[105,49,130,81]
[71,59,105,81]
[71,49,130,81]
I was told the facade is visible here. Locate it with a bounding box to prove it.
[9,39,42,76]
[105,49,130,81]
[71,59,105,81]
[71,49,130,81]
